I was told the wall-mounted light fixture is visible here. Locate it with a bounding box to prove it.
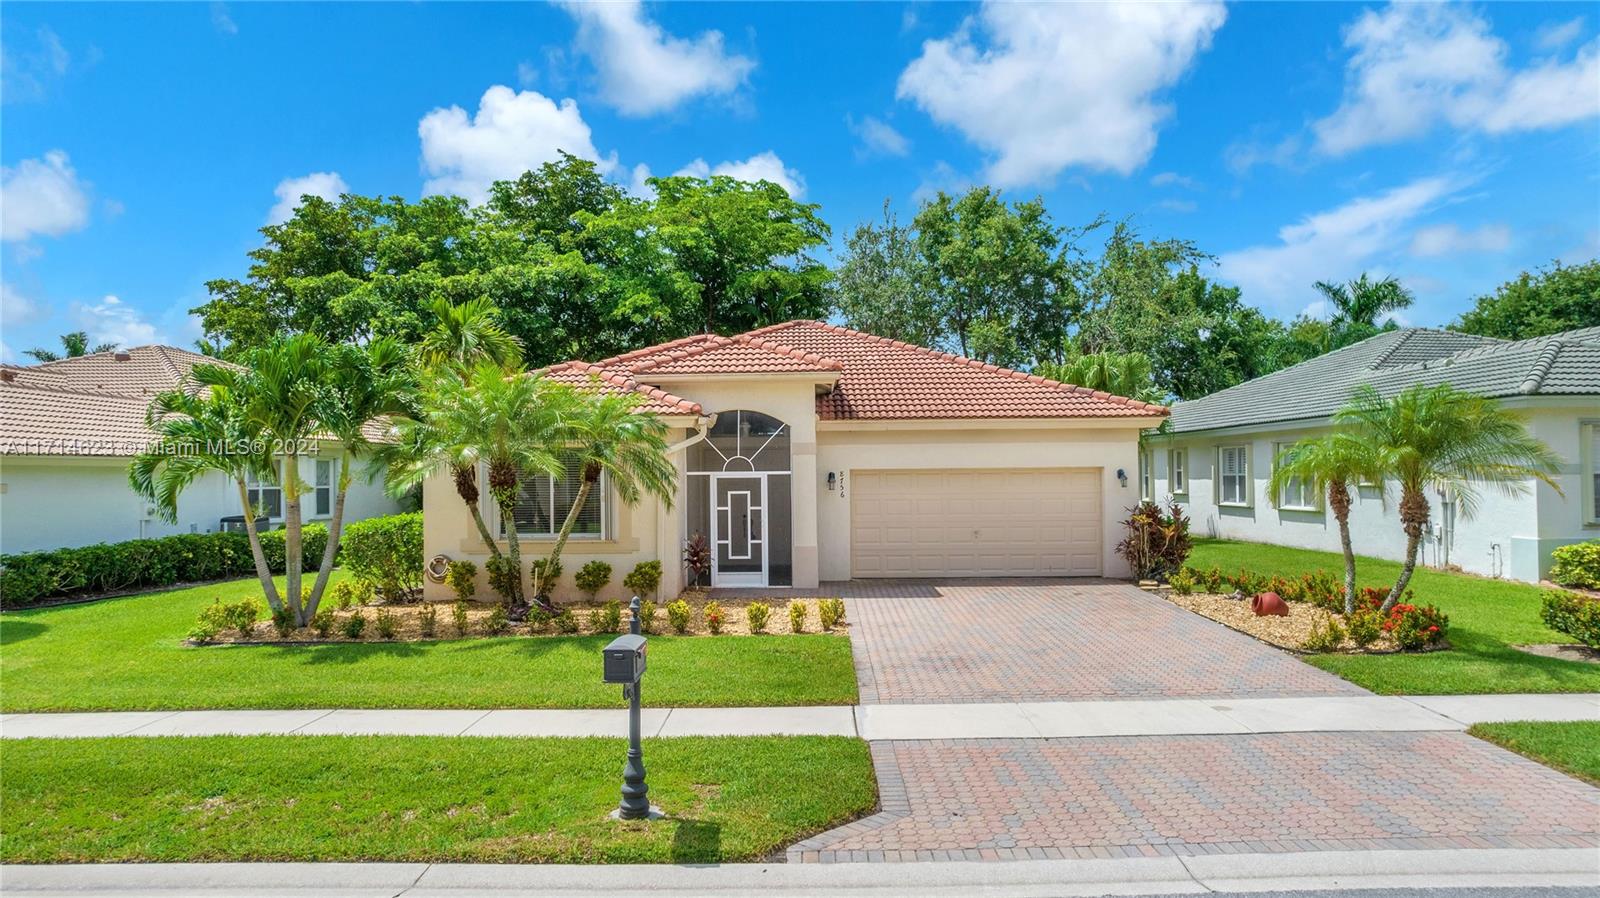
[826,471,837,490]
[1116,468,1128,488]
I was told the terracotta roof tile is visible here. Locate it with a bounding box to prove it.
[627,334,843,376]
[539,362,704,416]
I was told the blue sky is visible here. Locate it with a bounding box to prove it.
[2,1,1597,361]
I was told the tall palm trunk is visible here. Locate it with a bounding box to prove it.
[487,457,524,612]
[1385,486,1429,613]
[1327,480,1356,615]
[535,467,597,607]
[452,462,502,560]
[283,450,306,625]
[235,478,282,613]
[305,453,350,619]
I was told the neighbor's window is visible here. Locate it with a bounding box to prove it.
[502,452,607,538]
[1139,450,1153,500]
[314,460,333,517]
[1168,448,1188,495]
[1584,422,1599,525]
[1219,445,1250,506]
[1274,443,1318,510]
[246,463,283,520]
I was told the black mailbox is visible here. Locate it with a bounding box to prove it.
[602,634,647,684]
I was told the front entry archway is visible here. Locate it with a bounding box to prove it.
[687,410,792,587]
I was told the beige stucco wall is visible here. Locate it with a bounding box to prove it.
[816,423,1146,580]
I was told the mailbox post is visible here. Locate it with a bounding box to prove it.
[602,597,653,820]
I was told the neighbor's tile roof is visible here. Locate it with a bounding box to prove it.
[1170,327,1600,434]
[570,320,1166,422]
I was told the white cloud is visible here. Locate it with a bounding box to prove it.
[1314,3,1600,155]
[912,160,972,203]
[626,163,656,200]
[1155,198,1197,214]
[556,0,754,117]
[1,281,45,327]
[516,60,539,89]
[267,171,348,225]
[70,295,161,348]
[211,2,238,36]
[1536,16,1586,51]
[0,150,91,243]
[1216,175,1461,312]
[1150,171,1199,189]
[673,151,805,197]
[418,85,612,204]
[1,25,71,103]
[847,115,911,158]
[896,1,1226,187]
[1408,222,1511,258]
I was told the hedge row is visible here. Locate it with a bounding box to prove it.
[340,512,423,600]
[0,524,329,608]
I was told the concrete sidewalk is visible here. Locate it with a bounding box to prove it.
[2,693,1594,740]
[2,848,1596,896]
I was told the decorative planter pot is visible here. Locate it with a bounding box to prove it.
[1251,591,1290,617]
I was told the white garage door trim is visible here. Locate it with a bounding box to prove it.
[850,468,1102,578]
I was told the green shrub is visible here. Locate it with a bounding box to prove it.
[1550,541,1600,591]
[1347,609,1383,649]
[271,604,296,637]
[418,603,438,638]
[1116,500,1192,581]
[746,601,771,634]
[452,600,470,636]
[375,608,398,640]
[553,608,578,634]
[221,597,261,638]
[788,601,807,633]
[445,560,478,603]
[187,616,221,644]
[1168,569,1197,596]
[341,513,423,602]
[342,610,367,639]
[1301,614,1347,653]
[666,599,692,634]
[485,556,519,601]
[529,558,562,595]
[1541,590,1600,649]
[330,579,365,610]
[528,607,552,633]
[589,600,623,634]
[574,560,613,599]
[311,608,336,639]
[484,606,509,635]
[818,598,845,631]
[636,600,657,635]
[622,560,662,598]
[0,525,327,607]
[703,600,725,635]
[1383,602,1449,651]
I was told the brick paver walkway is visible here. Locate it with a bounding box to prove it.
[840,580,1365,703]
[789,732,1600,862]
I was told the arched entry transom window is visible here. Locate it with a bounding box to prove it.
[687,411,792,587]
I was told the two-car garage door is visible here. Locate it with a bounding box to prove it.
[850,468,1102,578]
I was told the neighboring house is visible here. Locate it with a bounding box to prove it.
[0,345,402,555]
[422,320,1168,602]
[1148,327,1600,584]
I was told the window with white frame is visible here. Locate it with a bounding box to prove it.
[1274,443,1318,510]
[1139,450,1153,500]
[246,463,283,520]
[1584,421,1599,525]
[1219,445,1250,506]
[501,452,607,538]
[313,459,333,517]
[1168,448,1188,495]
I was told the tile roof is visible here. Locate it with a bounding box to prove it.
[4,344,222,396]
[1170,327,1600,434]
[625,333,843,376]
[539,362,705,417]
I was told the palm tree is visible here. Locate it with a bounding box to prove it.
[1039,349,1163,404]
[1336,383,1561,612]
[303,337,412,615]
[1268,432,1384,614]
[417,296,523,372]
[25,331,118,363]
[130,375,283,613]
[1313,274,1414,350]
[531,388,677,609]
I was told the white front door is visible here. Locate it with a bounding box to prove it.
[711,474,766,587]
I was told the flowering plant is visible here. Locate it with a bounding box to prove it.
[1380,601,1448,650]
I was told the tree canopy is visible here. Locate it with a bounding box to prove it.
[1451,260,1600,340]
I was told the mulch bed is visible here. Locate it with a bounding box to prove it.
[195,593,848,645]
[1514,643,1600,665]
[1164,591,1403,654]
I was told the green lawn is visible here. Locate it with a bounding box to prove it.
[1470,721,1600,787]
[0,575,857,711]
[0,734,874,863]
[1189,539,1600,695]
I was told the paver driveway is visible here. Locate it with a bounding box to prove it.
[835,580,1365,704]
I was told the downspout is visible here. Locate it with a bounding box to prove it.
[667,414,716,456]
